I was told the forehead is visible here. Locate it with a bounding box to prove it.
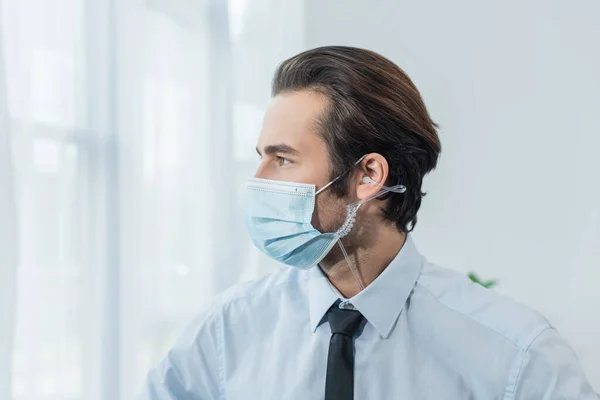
[258,90,328,151]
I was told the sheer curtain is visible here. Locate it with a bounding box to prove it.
[0,2,18,398]
[0,0,305,399]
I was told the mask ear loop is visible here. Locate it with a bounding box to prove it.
[315,155,368,196]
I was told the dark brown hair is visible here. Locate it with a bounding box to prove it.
[272,46,441,233]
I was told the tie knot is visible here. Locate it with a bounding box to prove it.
[326,306,365,336]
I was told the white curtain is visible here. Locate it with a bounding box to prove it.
[0,0,305,399]
[0,2,18,398]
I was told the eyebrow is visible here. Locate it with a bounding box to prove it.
[256,143,300,157]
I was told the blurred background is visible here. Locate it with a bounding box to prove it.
[0,0,598,399]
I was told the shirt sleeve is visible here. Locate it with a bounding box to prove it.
[138,308,223,400]
[510,327,598,400]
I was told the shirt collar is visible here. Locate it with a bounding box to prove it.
[307,235,423,338]
[307,267,340,332]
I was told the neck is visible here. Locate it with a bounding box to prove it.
[319,227,407,298]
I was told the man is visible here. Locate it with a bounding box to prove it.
[142,47,597,399]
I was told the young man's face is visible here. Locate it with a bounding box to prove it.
[254,90,350,234]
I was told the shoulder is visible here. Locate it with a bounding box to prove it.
[142,267,309,398]
[189,266,310,330]
[414,260,550,351]
[214,266,309,310]
[509,326,598,399]
[147,267,309,379]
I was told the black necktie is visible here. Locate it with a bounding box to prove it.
[325,304,365,400]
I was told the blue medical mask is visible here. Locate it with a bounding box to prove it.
[243,157,406,271]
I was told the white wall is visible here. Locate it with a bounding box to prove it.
[306,0,600,389]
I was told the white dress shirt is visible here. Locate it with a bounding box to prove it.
[141,236,598,399]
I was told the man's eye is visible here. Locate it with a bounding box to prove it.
[276,156,291,166]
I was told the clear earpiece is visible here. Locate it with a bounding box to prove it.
[361,176,407,194]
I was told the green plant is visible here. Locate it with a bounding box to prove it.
[468,272,498,289]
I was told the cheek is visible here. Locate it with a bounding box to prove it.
[311,192,348,233]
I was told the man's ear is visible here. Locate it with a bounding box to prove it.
[355,153,389,200]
